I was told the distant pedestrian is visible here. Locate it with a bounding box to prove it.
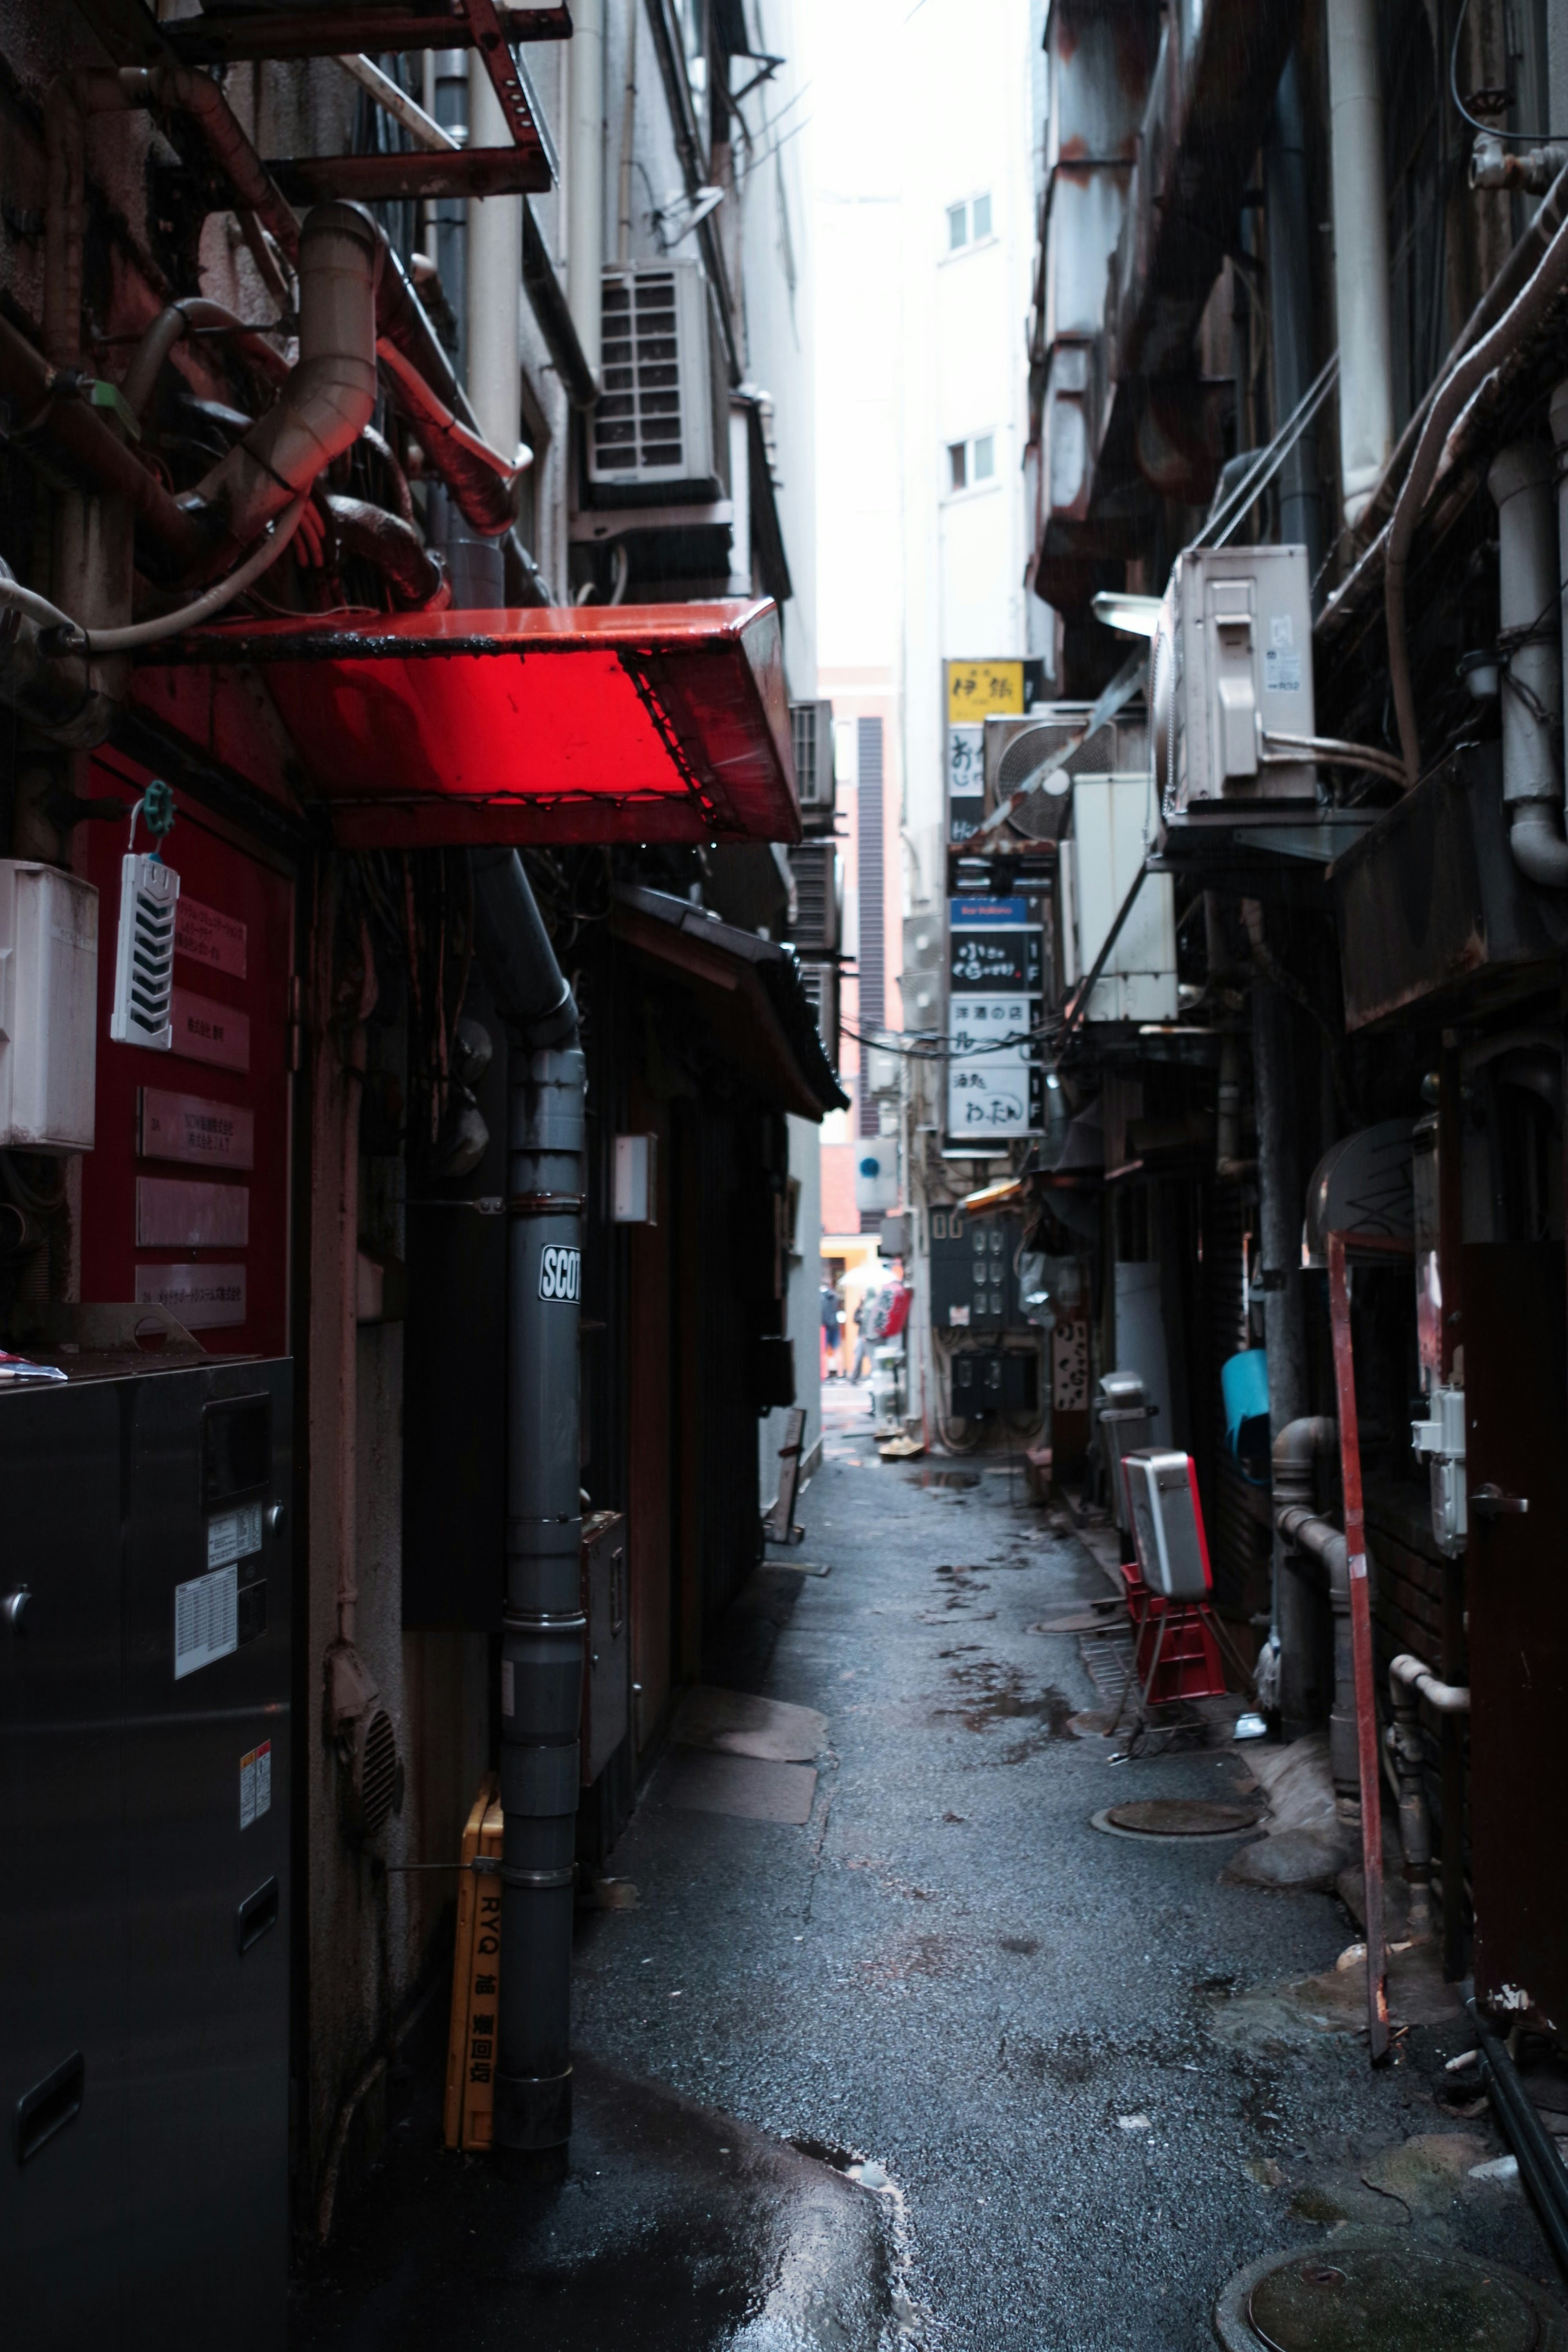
[851,1295,871,1382]
[820,1281,844,1378]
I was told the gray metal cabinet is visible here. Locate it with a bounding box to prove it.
[0,1361,292,2352]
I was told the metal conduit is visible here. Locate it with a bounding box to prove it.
[472,849,585,2158]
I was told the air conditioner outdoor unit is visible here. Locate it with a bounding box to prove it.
[1150,543,1317,820]
[786,842,839,954]
[790,699,835,817]
[590,263,719,498]
[797,959,839,1064]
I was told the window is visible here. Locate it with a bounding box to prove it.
[945,435,998,495]
[945,192,993,253]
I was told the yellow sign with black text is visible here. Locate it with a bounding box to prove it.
[945,660,1025,724]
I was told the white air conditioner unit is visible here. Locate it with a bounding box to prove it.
[790,699,835,816]
[786,842,839,954]
[797,959,839,1064]
[590,263,719,497]
[1150,543,1317,820]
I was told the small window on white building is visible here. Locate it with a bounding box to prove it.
[947,201,968,251]
[971,191,993,239]
[945,435,997,495]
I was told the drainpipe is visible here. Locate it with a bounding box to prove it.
[1272,1418,1355,1810]
[463,56,523,606]
[1325,0,1393,525]
[1386,1651,1468,1943]
[566,0,605,390]
[472,849,585,2158]
[1265,53,1322,582]
[1249,942,1312,1733]
[1488,440,1568,885]
[1215,1034,1253,1180]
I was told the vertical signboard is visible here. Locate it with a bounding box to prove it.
[946,660,1023,843]
[946,895,1042,1141]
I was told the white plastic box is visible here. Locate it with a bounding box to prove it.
[0,860,99,1151]
[1151,542,1317,817]
[1122,1448,1212,1599]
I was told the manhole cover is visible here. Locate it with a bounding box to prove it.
[1103,1798,1262,1837]
[1244,2245,1541,2351]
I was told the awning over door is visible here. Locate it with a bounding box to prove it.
[612,886,848,1121]
[149,600,798,848]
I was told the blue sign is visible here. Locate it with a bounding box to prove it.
[950,895,1029,926]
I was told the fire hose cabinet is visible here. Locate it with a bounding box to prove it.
[0,1357,292,2350]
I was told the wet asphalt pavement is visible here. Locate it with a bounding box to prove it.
[295,1380,1566,2349]
[571,1383,1562,2348]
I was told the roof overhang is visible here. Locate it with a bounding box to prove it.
[143,600,799,849]
[611,886,847,1123]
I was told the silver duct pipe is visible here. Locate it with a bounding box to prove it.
[1387,1650,1469,1942]
[1488,440,1568,885]
[472,850,585,2159]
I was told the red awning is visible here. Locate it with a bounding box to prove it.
[148,600,798,848]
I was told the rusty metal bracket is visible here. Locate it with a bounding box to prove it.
[461,0,559,180]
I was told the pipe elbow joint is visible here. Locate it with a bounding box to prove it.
[1507,804,1568,889]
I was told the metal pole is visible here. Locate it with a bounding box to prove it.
[1252,976,1313,1731]
[1326,1231,1390,2064]
[473,850,585,2157]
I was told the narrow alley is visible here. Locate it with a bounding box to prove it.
[293,1380,1564,2348]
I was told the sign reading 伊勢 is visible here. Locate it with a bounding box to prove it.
[538,1244,581,1303]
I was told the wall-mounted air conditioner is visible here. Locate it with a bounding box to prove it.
[786,842,840,955]
[790,699,835,818]
[1150,544,1317,820]
[797,960,839,1066]
[590,263,720,499]
[901,909,942,1033]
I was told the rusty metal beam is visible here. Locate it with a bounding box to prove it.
[459,0,557,170]
[265,146,551,202]
[160,7,570,64]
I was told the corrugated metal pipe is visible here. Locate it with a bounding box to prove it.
[1488,439,1568,886]
[1272,1416,1359,1816]
[472,849,585,2160]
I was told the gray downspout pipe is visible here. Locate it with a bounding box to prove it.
[1488,439,1568,885]
[1251,964,1312,1733]
[1273,1412,1354,1817]
[472,848,585,2157]
[1265,53,1322,584]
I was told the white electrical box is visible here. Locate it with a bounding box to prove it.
[854,1138,898,1215]
[0,860,99,1151]
[109,852,179,1051]
[612,1132,658,1224]
[1062,766,1178,1023]
[1123,1449,1212,1599]
[1151,543,1317,819]
[590,263,719,496]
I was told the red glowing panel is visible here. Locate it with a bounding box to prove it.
[157,600,800,848]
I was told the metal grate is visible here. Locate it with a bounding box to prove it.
[595,272,683,476]
[787,843,835,952]
[359,1707,400,1840]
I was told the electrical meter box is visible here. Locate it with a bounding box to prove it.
[0,860,98,1151]
[1123,1448,1212,1598]
[929,1205,1020,1331]
[1151,543,1317,820]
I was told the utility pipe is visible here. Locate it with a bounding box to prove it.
[181,201,382,568]
[566,0,605,388]
[466,54,523,494]
[122,297,290,421]
[334,53,455,153]
[324,494,448,607]
[1265,53,1322,578]
[1387,1650,1469,1945]
[1552,381,1568,798]
[1385,194,1568,784]
[1467,1998,1568,2278]
[1487,440,1568,885]
[1253,951,1312,1735]
[1325,0,1393,525]
[472,849,585,2158]
[1271,1418,1352,1805]
[375,336,521,535]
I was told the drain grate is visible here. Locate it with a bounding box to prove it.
[1103,1798,1262,1837]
